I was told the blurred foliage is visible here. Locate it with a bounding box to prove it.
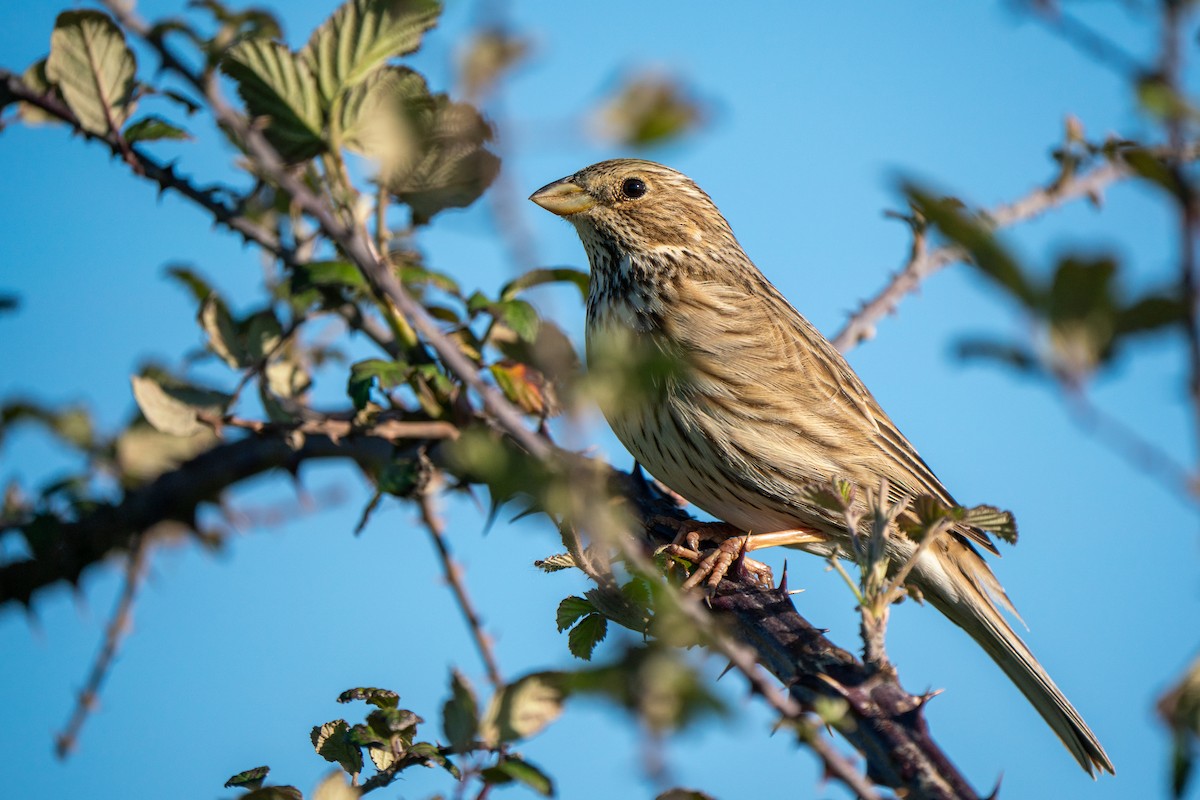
[592,72,706,148]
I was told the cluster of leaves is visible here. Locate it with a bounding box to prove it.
[224,641,724,799]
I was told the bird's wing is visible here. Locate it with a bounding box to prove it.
[666,271,1000,555]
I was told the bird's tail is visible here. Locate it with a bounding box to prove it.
[917,546,1114,776]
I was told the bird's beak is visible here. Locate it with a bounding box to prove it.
[529,177,595,216]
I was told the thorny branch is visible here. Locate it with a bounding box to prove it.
[832,150,1180,353]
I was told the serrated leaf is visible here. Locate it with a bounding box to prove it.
[382,92,499,224]
[199,294,247,368]
[311,719,365,776]
[301,0,441,104]
[442,670,479,753]
[556,596,596,632]
[311,771,359,800]
[961,504,1018,545]
[481,756,553,797]
[123,114,190,142]
[480,672,565,746]
[225,766,271,790]
[46,11,137,135]
[534,552,576,572]
[366,707,422,740]
[131,375,208,436]
[19,59,61,126]
[337,65,424,169]
[337,687,400,708]
[221,38,324,161]
[567,613,607,661]
[367,745,396,771]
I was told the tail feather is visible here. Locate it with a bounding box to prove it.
[917,546,1114,776]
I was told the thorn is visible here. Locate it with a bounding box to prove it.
[778,559,788,592]
[985,772,1004,800]
[716,661,735,681]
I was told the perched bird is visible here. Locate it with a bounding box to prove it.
[529,159,1113,776]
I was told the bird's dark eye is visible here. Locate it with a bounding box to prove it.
[621,177,647,199]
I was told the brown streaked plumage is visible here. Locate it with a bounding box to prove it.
[530,158,1113,776]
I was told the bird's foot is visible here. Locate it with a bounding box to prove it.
[654,519,774,590]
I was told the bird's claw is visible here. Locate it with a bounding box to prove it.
[660,534,774,591]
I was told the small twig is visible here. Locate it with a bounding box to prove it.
[54,537,150,758]
[418,490,504,690]
[832,153,1152,353]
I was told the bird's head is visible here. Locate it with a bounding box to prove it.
[529,159,737,261]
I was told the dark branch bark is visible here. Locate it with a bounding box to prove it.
[0,432,408,607]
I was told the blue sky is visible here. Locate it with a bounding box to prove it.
[1,1,1196,798]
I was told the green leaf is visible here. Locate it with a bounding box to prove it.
[46,11,137,135]
[311,771,359,800]
[500,267,589,303]
[221,38,324,161]
[567,613,607,661]
[555,596,596,632]
[337,65,425,169]
[954,337,1039,373]
[375,459,425,497]
[115,423,216,483]
[381,91,499,224]
[494,299,539,343]
[442,669,479,753]
[961,504,1018,545]
[165,265,215,305]
[481,756,554,797]
[595,73,705,147]
[225,766,270,790]
[347,358,409,408]
[300,0,441,105]
[131,375,207,436]
[337,687,400,708]
[243,309,284,361]
[905,184,1039,309]
[19,59,61,126]
[123,114,190,142]
[199,294,247,368]
[291,260,367,291]
[1117,293,1185,336]
[480,672,565,746]
[311,719,364,777]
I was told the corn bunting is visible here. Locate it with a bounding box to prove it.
[530,158,1112,775]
